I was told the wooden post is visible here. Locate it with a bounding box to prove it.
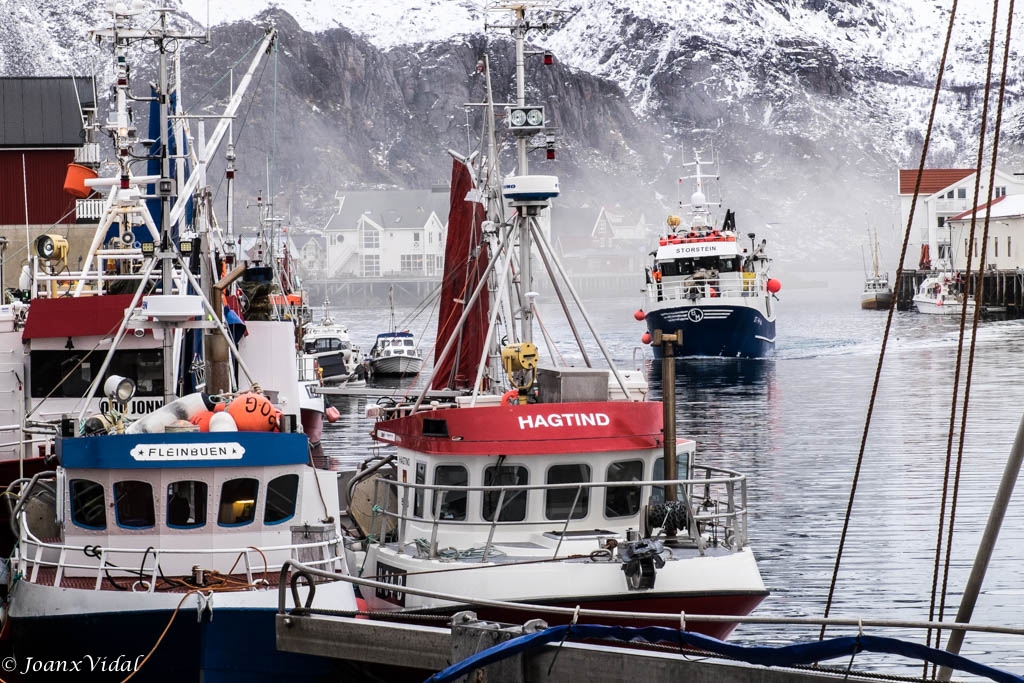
[654,328,680,502]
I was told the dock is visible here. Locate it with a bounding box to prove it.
[276,612,862,683]
[897,268,1024,314]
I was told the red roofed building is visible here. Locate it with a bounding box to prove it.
[897,168,1024,270]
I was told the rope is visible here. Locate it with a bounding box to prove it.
[933,2,1015,670]
[819,0,960,640]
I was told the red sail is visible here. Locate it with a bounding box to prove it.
[431,158,491,390]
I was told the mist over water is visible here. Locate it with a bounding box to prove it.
[322,271,1024,677]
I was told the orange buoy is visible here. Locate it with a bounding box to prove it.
[226,392,278,432]
[641,332,652,345]
[189,410,216,432]
[325,406,340,423]
[63,163,98,199]
[633,309,645,321]
[767,278,782,294]
[355,596,370,620]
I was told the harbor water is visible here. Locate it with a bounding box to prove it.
[321,270,1024,677]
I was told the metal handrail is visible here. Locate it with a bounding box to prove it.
[649,274,766,302]
[15,512,346,589]
[369,469,750,549]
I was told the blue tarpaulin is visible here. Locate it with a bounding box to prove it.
[425,624,1024,683]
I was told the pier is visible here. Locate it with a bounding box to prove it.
[897,268,1024,314]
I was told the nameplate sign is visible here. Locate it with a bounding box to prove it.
[130,443,246,461]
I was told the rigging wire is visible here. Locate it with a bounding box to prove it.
[933,2,1015,671]
[818,0,960,642]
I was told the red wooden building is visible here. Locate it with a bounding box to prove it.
[0,77,96,226]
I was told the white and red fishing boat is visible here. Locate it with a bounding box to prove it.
[341,5,767,640]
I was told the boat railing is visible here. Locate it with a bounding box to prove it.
[648,273,766,302]
[14,511,347,593]
[30,249,166,298]
[367,465,750,561]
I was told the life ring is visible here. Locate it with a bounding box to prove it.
[502,389,519,405]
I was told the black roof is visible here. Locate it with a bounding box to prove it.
[0,77,94,148]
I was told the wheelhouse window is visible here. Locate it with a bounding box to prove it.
[69,479,106,530]
[482,465,528,522]
[114,480,155,529]
[218,478,259,526]
[264,474,299,525]
[29,349,164,400]
[545,464,591,520]
[167,481,207,528]
[413,462,426,518]
[653,454,691,504]
[605,460,643,518]
[433,465,468,521]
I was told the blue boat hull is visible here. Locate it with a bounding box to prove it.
[8,608,341,682]
[645,305,775,358]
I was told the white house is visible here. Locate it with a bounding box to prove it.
[322,189,449,279]
[946,194,1024,271]
[898,168,1024,270]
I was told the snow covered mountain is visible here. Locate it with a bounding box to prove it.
[1,0,1020,268]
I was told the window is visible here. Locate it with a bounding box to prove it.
[167,481,207,528]
[975,238,979,256]
[400,254,424,273]
[482,465,528,522]
[114,480,155,529]
[413,231,420,244]
[996,186,1007,198]
[605,460,643,518]
[957,188,967,199]
[362,229,380,249]
[946,190,954,199]
[995,237,999,258]
[545,464,591,520]
[413,462,426,518]
[361,254,380,277]
[264,474,299,524]
[432,465,468,521]
[218,478,259,526]
[653,454,692,503]
[69,479,106,530]
[29,349,164,401]
[1009,235,1012,257]
[937,217,945,228]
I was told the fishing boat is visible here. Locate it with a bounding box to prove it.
[913,272,976,315]
[301,300,364,384]
[639,153,779,358]
[4,11,355,681]
[368,288,424,377]
[861,229,893,310]
[340,5,767,641]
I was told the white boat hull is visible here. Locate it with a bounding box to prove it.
[371,354,424,377]
[913,295,976,315]
[354,543,767,640]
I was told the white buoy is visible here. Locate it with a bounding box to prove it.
[208,412,238,432]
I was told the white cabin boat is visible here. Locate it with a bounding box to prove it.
[913,274,976,315]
